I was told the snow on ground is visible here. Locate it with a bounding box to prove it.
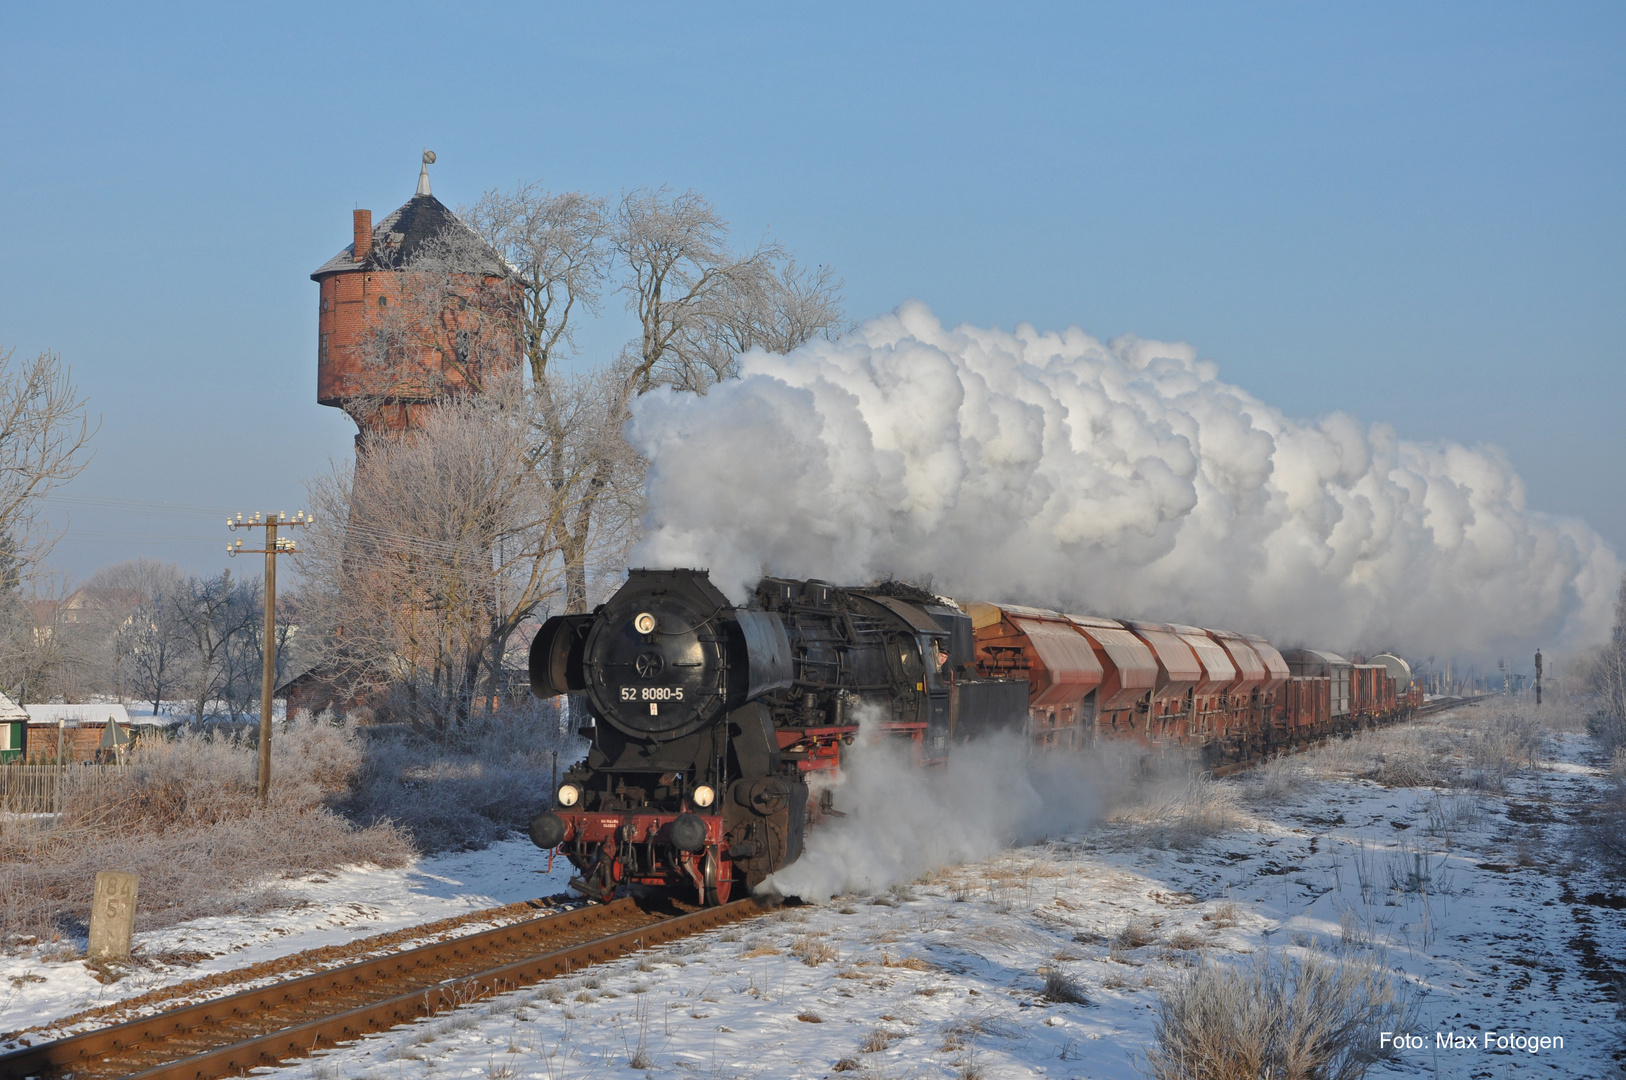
[0,839,576,1037]
[6,711,1623,1078]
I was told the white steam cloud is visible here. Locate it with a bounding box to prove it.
[763,716,1100,902]
[629,302,1619,657]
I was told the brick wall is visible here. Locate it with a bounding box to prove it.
[315,266,521,434]
[23,723,106,762]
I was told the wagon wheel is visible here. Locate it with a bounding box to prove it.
[703,847,733,906]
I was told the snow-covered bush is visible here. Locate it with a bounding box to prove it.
[337,704,585,854]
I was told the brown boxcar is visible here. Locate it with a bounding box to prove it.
[1066,615,1159,747]
[1206,630,1267,757]
[1124,621,1204,748]
[1282,650,1353,731]
[967,603,1103,750]
[1285,676,1331,740]
[1169,625,1237,750]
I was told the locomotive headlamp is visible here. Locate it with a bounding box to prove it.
[556,783,580,807]
[634,612,657,634]
[692,784,715,808]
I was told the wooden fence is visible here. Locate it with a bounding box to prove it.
[0,762,129,815]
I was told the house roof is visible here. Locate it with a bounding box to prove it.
[311,193,507,280]
[24,704,140,727]
[0,692,26,723]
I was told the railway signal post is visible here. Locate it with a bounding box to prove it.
[228,511,309,804]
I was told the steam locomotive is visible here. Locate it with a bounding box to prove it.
[526,568,1418,905]
[525,569,1028,904]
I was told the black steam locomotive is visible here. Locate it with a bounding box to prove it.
[526,569,1028,904]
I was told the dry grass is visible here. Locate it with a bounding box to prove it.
[1144,950,1417,1080]
[1106,775,1247,849]
[1163,929,1206,951]
[1113,916,1160,949]
[1245,754,1310,802]
[0,716,410,949]
[1293,717,1454,787]
[1202,901,1241,928]
[1464,703,1545,789]
[1041,967,1092,1005]
[1294,704,1547,792]
[792,933,838,966]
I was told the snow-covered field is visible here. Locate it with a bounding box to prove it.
[4,711,1621,1079]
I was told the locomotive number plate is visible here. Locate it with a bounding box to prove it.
[620,686,685,702]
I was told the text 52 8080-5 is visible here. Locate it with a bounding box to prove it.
[620,687,685,702]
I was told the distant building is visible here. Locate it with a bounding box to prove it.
[22,704,151,763]
[310,154,520,439]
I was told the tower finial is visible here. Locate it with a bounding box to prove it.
[417,149,436,196]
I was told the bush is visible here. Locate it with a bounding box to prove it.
[1145,950,1416,1080]
[1245,754,1308,802]
[1465,703,1544,789]
[1041,968,1091,1005]
[337,706,584,854]
[1588,707,1626,758]
[0,715,411,948]
[1585,750,1626,873]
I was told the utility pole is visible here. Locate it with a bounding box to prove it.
[227,511,309,805]
[1534,649,1543,707]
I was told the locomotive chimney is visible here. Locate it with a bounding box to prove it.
[352,209,372,265]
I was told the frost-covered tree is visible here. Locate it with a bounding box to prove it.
[1584,576,1626,744]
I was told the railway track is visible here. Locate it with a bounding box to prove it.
[1,894,765,1080]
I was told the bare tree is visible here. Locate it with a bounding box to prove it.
[0,346,97,575]
[81,558,171,704]
[221,578,301,722]
[700,258,847,368]
[300,373,637,727]
[528,188,844,610]
[1585,577,1626,712]
[462,183,621,615]
[116,562,189,718]
[174,572,261,723]
[465,183,611,386]
[0,578,98,705]
[612,187,787,395]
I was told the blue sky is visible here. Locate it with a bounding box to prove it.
[1,2,1621,582]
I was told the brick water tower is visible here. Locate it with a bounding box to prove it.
[311,152,518,439]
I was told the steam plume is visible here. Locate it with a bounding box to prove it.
[629,303,1618,657]
[763,714,1100,902]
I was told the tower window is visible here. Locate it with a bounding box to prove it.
[377,295,389,308]
[321,333,329,360]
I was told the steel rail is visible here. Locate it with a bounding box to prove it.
[2,895,764,1080]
